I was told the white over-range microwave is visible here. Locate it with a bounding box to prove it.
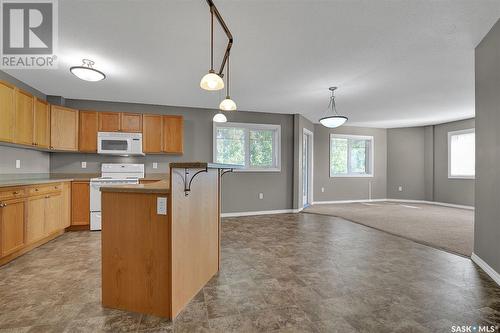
[97,132,145,156]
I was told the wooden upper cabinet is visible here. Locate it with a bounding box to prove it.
[0,81,15,143]
[142,114,163,153]
[98,112,120,132]
[162,115,183,154]
[50,105,78,151]
[33,98,50,148]
[121,113,142,132]
[79,111,98,152]
[14,89,34,146]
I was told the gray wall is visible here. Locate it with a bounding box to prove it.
[51,99,294,214]
[313,125,387,202]
[293,115,314,210]
[424,125,434,201]
[387,127,426,200]
[433,118,475,206]
[0,146,50,177]
[475,19,500,273]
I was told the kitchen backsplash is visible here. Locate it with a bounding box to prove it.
[0,145,50,176]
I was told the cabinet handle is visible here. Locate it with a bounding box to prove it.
[45,195,50,198]
[35,188,39,191]
[0,203,4,208]
[13,191,19,195]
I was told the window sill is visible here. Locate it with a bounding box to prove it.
[448,176,475,180]
[330,174,374,178]
[234,168,281,173]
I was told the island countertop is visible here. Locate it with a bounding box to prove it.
[169,162,242,169]
[100,179,170,194]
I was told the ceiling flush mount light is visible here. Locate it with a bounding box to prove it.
[219,55,237,111]
[319,87,348,128]
[200,0,232,94]
[70,59,106,82]
[213,111,227,122]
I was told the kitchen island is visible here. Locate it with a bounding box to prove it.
[100,162,238,318]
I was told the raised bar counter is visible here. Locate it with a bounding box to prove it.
[100,162,240,319]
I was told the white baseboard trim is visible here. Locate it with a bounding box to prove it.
[311,199,387,205]
[385,199,474,210]
[311,198,474,210]
[471,253,500,286]
[221,209,294,218]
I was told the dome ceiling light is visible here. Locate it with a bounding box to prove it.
[319,87,348,128]
[219,54,236,111]
[70,59,106,82]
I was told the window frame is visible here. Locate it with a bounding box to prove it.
[213,122,281,172]
[329,133,375,178]
[448,128,475,179]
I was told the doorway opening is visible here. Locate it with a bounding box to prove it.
[302,129,313,208]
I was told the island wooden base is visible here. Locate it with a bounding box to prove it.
[101,166,221,319]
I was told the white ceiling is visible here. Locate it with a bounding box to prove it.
[5,0,500,128]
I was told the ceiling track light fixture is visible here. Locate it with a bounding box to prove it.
[200,0,233,91]
[319,87,348,128]
[70,59,106,82]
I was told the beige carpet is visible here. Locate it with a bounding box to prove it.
[303,201,474,256]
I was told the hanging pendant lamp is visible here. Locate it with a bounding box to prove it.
[319,87,348,128]
[219,55,237,111]
[200,7,224,91]
[213,111,227,122]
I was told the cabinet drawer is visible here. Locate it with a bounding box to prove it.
[0,188,25,201]
[29,183,62,196]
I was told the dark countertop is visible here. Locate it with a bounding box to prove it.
[170,162,242,169]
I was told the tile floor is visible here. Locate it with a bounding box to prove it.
[0,213,499,332]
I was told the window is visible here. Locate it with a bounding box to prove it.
[214,122,281,171]
[448,128,475,179]
[330,134,374,177]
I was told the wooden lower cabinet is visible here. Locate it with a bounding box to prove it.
[27,196,46,243]
[0,198,25,257]
[0,181,73,265]
[71,181,90,226]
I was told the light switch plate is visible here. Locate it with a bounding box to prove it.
[15,160,20,169]
[153,162,158,169]
[398,186,403,192]
[81,162,87,169]
[157,197,167,215]
[259,193,264,200]
[321,187,325,193]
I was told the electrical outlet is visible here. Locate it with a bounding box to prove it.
[81,162,87,169]
[153,162,158,169]
[321,187,325,193]
[259,193,264,200]
[398,186,403,192]
[15,160,20,169]
[157,197,167,215]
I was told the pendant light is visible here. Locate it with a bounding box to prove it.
[319,87,348,128]
[200,7,224,91]
[213,111,227,122]
[219,54,237,111]
[70,59,106,82]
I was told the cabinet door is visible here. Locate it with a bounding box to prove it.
[33,98,50,148]
[27,195,46,243]
[79,111,98,152]
[0,81,15,143]
[121,113,142,132]
[45,193,62,235]
[98,112,120,132]
[162,115,183,154]
[71,182,90,226]
[61,183,71,229]
[14,89,34,146]
[0,198,25,257]
[143,114,162,153]
[50,105,78,151]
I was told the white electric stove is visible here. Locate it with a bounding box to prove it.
[89,163,145,230]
